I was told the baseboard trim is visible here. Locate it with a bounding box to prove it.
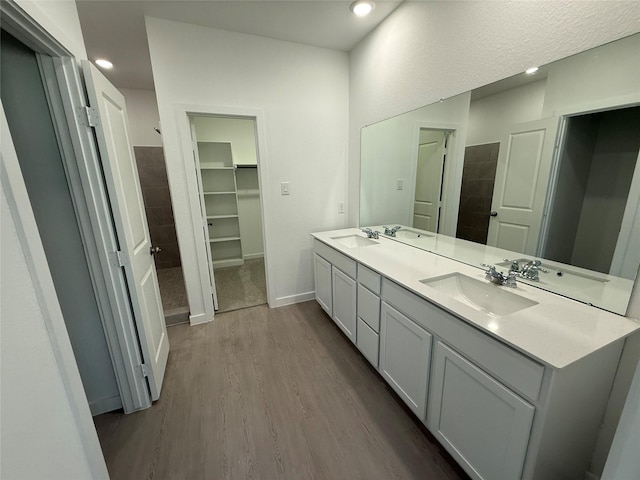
[272,291,315,308]
[90,394,122,416]
[243,253,264,260]
[189,312,212,326]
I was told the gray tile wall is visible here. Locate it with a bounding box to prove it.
[134,146,181,269]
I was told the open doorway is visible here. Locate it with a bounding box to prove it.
[541,105,640,278]
[190,115,267,313]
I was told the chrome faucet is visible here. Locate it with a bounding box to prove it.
[482,264,517,287]
[505,258,548,281]
[361,228,379,239]
[383,225,402,237]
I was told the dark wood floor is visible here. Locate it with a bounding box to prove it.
[94,301,469,480]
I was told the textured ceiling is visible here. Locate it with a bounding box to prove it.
[76,0,402,89]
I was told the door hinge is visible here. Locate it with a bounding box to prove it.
[77,105,100,128]
[139,363,149,378]
[109,250,129,267]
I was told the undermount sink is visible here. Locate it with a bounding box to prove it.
[420,272,538,317]
[331,234,378,248]
[395,229,434,240]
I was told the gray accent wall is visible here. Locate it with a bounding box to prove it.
[1,31,120,414]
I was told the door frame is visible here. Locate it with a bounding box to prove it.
[175,104,274,319]
[1,0,152,420]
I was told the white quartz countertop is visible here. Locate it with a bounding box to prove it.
[312,228,640,369]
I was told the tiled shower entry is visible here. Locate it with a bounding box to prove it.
[134,146,189,326]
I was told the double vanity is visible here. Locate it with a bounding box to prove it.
[312,228,640,480]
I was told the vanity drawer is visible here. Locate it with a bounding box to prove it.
[358,284,380,332]
[314,239,356,278]
[357,317,379,368]
[382,278,544,402]
[358,264,381,295]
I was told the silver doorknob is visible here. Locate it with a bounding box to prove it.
[489,211,498,217]
[150,246,162,255]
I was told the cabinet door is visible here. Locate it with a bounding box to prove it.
[379,302,432,419]
[428,341,534,480]
[332,268,357,343]
[314,254,332,316]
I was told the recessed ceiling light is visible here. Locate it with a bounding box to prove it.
[95,59,114,69]
[350,0,375,17]
[525,66,539,75]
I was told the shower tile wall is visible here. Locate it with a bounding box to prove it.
[134,146,181,269]
[456,143,499,245]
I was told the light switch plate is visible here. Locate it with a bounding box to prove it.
[281,182,290,195]
[396,179,404,190]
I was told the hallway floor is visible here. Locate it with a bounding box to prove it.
[93,301,468,480]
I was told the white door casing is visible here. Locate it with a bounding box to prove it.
[487,118,559,255]
[413,132,446,232]
[82,61,169,401]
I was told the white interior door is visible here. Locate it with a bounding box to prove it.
[190,120,219,310]
[487,117,559,255]
[82,61,168,401]
[413,131,446,232]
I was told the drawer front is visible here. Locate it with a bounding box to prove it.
[358,264,381,295]
[357,318,379,368]
[357,284,380,332]
[382,278,544,402]
[314,239,356,278]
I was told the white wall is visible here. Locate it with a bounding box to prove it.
[119,87,162,147]
[194,116,258,166]
[15,0,87,59]
[349,1,640,226]
[466,80,546,146]
[147,17,349,311]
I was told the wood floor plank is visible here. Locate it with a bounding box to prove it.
[94,301,469,480]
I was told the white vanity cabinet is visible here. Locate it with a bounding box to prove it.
[356,264,382,367]
[332,268,356,342]
[312,233,628,480]
[314,240,357,344]
[429,341,534,480]
[313,254,332,316]
[379,301,432,419]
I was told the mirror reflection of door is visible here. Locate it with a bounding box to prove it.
[413,129,448,233]
[487,117,559,254]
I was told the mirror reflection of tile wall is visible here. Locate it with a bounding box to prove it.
[456,143,499,244]
[134,146,181,269]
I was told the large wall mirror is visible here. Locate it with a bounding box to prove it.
[360,33,640,316]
